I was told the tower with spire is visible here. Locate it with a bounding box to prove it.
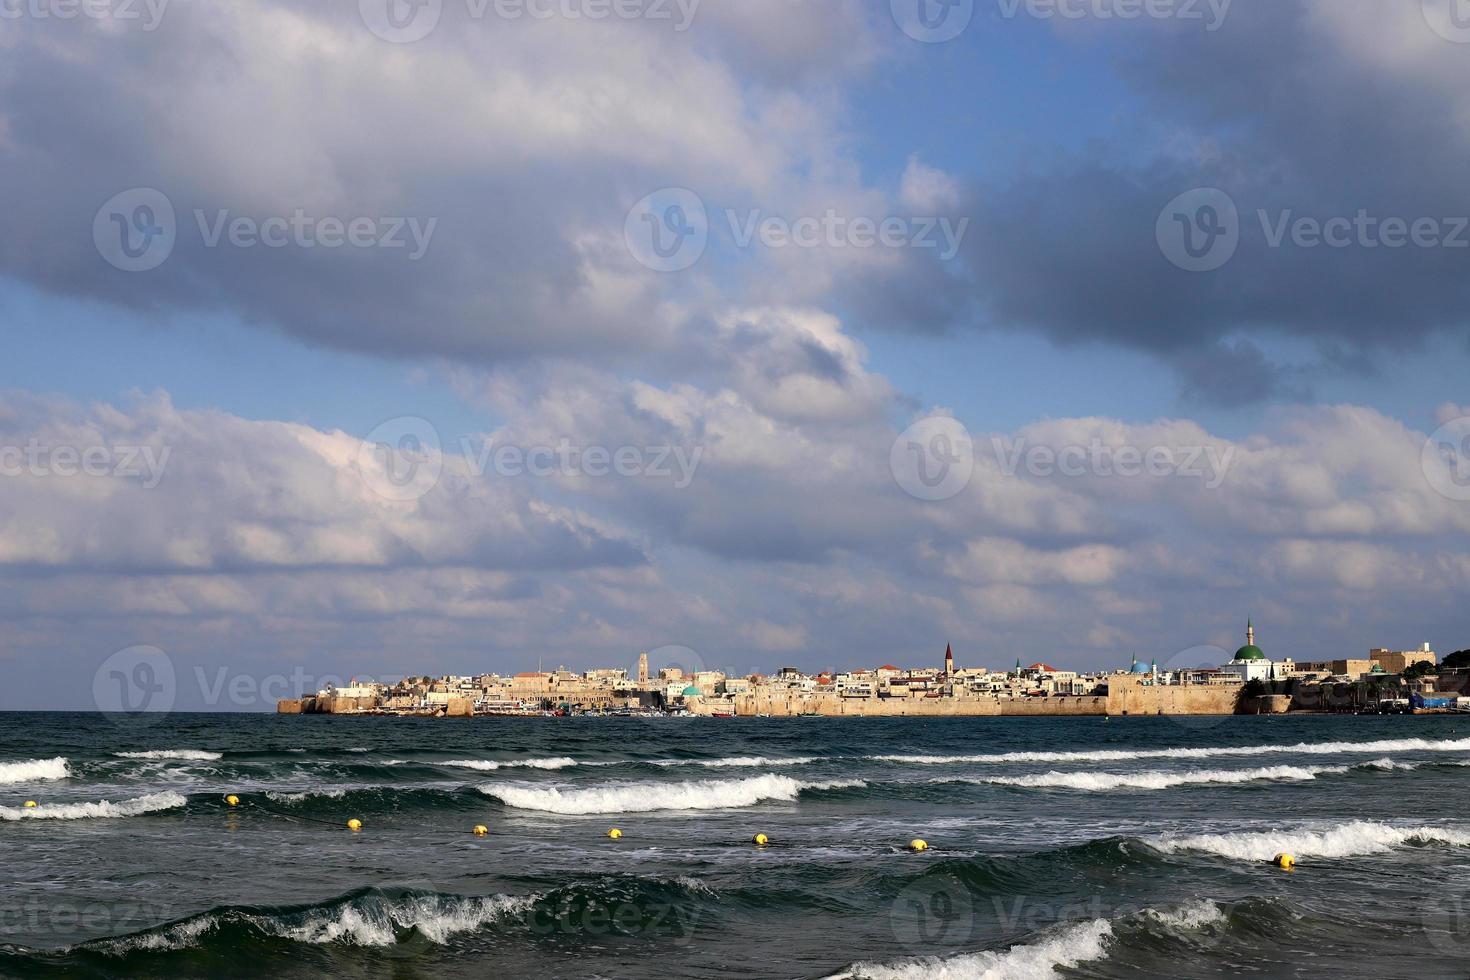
[944,643,955,677]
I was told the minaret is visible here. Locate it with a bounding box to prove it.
[638,652,649,686]
[944,643,955,677]
[1247,619,1255,647]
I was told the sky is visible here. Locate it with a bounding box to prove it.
[3,0,1470,710]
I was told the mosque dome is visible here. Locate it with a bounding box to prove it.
[1234,645,1266,662]
[681,685,702,697]
[1130,661,1152,674]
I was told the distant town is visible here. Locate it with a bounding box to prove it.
[278,623,1470,719]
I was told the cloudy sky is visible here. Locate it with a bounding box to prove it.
[3,0,1470,709]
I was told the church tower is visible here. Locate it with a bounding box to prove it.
[944,643,955,677]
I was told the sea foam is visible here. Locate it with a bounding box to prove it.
[650,756,818,768]
[873,736,1470,767]
[838,918,1113,979]
[480,774,862,815]
[0,757,71,785]
[114,750,223,761]
[440,757,578,771]
[971,762,1351,792]
[1153,819,1470,861]
[0,791,187,821]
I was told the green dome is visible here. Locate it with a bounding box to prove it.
[1234,645,1266,662]
[681,685,702,697]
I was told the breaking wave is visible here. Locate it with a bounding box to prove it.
[1152,820,1470,862]
[115,750,224,761]
[650,756,818,768]
[0,791,187,821]
[0,757,71,785]
[970,761,1373,792]
[873,736,1470,766]
[480,774,863,814]
[439,757,578,771]
[839,918,1114,979]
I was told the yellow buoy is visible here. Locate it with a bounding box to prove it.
[225,795,240,807]
[908,839,929,852]
[473,825,489,837]
[1272,853,1296,871]
[607,828,623,839]
[753,833,769,846]
[23,800,38,809]
[347,818,363,832]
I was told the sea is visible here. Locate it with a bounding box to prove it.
[3,711,1470,978]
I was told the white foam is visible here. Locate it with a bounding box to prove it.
[840,918,1113,979]
[480,774,862,815]
[115,750,223,761]
[0,757,70,785]
[873,736,1470,767]
[1153,820,1470,861]
[651,756,818,768]
[0,791,187,821]
[98,893,533,954]
[440,757,578,771]
[267,789,348,803]
[971,763,1347,792]
[1142,899,1228,931]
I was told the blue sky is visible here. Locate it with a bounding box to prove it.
[2,1,1469,709]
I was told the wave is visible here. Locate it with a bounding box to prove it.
[439,757,578,771]
[838,918,1114,979]
[0,791,187,821]
[266,789,348,804]
[873,735,1470,767]
[115,750,224,761]
[480,774,863,815]
[650,756,818,768]
[836,899,1229,979]
[1152,819,1470,862]
[0,757,70,785]
[968,762,1363,792]
[91,888,533,954]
